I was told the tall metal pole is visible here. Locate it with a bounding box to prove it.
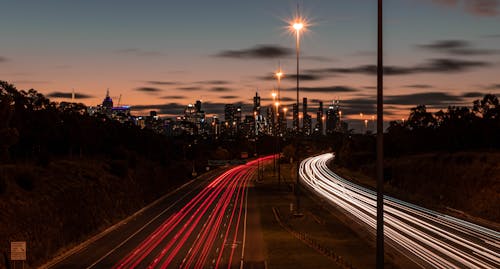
[277,64,281,185]
[376,0,385,268]
[295,23,301,211]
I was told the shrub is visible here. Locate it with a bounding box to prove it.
[109,160,128,177]
[16,170,35,191]
[0,175,6,194]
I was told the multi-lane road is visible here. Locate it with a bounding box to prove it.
[300,153,500,269]
[47,156,272,269]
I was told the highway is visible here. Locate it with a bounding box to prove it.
[48,156,273,269]
[300,153,500,269]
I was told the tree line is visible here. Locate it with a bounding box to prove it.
[0,81,181,165]
[331,93,500,167]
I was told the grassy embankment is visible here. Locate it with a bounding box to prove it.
[253,161,411,269]
[0,156,193,268]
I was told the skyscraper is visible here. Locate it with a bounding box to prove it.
[315,101,324,135]
[253,92,261,116]
[302,97,311,136]
[326,100,340,135]
[292,103,299,133]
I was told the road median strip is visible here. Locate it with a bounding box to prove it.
[271,207,355,269]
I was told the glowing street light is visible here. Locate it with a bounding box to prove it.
[288,5,307,133]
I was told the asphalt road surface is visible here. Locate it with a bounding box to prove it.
[47,156,273,269]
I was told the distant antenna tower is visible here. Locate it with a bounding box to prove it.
[117,94,122,106]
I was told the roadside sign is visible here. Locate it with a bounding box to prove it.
[11,241,26,261]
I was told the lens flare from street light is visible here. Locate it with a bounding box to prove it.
[275,71,283,79]
[293,22,303,30]
[272,92,277,98]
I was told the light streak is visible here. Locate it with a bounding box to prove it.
[300,153,500,269]
[113,156,273,268]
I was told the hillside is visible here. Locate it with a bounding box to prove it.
[0,156,194,268]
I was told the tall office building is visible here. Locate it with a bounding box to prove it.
[302,97,311,136]
[253,92,261,116]
[326,100,340,135]
[292,103,299,133]
[315,101,324,135]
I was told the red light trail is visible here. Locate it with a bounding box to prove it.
[113,156,273,269]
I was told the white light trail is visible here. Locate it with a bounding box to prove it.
[300,153,500,269]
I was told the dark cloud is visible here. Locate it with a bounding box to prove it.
[483,34,500,38]
[302,55,333,62]
[307,58,490,76]
[258,72,325,82]
[462,92,485,98]
[220,95,238,99]
[215,45,292,59]
[418,39,499,55]
[196,80,230,85]
[385,92,463,106]
[363,86,377,90]
[283,86,359,93]
[430,0,499,17]
[489,84,500,89]
[340,98,377,116]
[284,73,326,81]
[147,81,178,85]
[135,87,162,94]
[404,84,433,89]
[116,48,163,57]
[161,95,185,99]
[210,87,233,92]
[261,96,295,102]
[47,92,94,99]
[132,103,184,115]
[0,56,9,62]
[178,86,201,91]
[12,80,51,84]
[418,58,491,72]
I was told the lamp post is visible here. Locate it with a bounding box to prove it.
[275,68,284,184]
[376,0,385,268]
[291,7,305,213]
[272,91,277,175]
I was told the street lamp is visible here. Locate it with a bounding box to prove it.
[289,6,307,213]
[376,0,385,268]
[271,91,277,176]
[291,18,305,129]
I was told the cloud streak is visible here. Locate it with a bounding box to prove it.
[215,45,292,59]
[418,39,499,55]
[283,86,359,93]
[47,92,94,99]
[307,58,490,76]
[430,0,499,17]
[147,81,179,85]
[385,92,463,106]
[135,87,162,94]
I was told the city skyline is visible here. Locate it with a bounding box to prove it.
[1,0,500,122]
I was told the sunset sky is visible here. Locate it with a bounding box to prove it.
[1,0,499,126]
